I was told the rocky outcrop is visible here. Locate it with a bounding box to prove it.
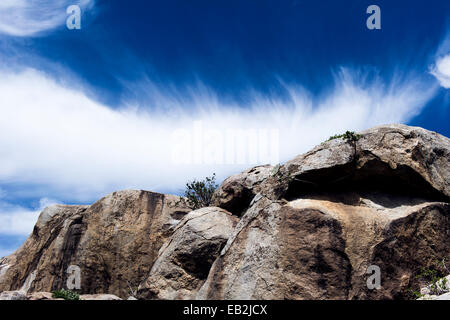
[197,124,450,300]
[0,291,123,300]
[0,124,449,300]
[137,207,239,300]
[0,291,27,300]
[263,124,450,202]
[211,165,273,216]
[198,195,450,299]
[0,190,191,299]
[0,204,89,293]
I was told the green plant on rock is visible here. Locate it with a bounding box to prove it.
[327,131,362,143]
[415,258,450,297]
[410,289,424,299]
[177,174,218,210]
[52,289,80,300]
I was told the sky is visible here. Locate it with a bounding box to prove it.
[0,0,449,257]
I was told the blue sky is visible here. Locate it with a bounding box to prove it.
[0,0,449,256]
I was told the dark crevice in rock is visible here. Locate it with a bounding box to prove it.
[51,215,87,291]
[170,211,189,220]
[220,187,255,217]
[278,207,353,299]
[310,246,334,274]
[283,159,448,203]
[145,191,163,217]
[173,240,227,280]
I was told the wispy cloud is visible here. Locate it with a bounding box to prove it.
[431,54,450,89]
[0,67,438,202]
[430,29,450,89]
[0,0,93,37]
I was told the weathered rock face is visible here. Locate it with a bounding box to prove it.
[198,196,450,300]
[264,124,450,202]
[0,291,27,300]
[0,204,89,293]
[0,190,191,299]
[211,165,273,216]
[0,291,123,300]
[1,124,449,300]
[137,207,239,300]
[198,124,450,300]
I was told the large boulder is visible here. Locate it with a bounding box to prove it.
[27,292,56,300]
[0,204,89,293]
[80,294,122,300]
[197,125,450,300]
[137,207,239,300]
[262,124,450,202]
[198,196,450,299]
[0,291,27,300]
[0,190,191,299]
[211,165,273,216]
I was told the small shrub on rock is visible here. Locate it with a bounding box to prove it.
[328,131,361,142]
[178,174,218,210]
[52,289,80,300]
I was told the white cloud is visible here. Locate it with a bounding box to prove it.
[431,54,450,89]
[0,67,438,203]
[0,198,59,236]
[0,0,93,37]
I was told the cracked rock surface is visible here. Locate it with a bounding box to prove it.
[137,207,238,300]
[0,190,190,298]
